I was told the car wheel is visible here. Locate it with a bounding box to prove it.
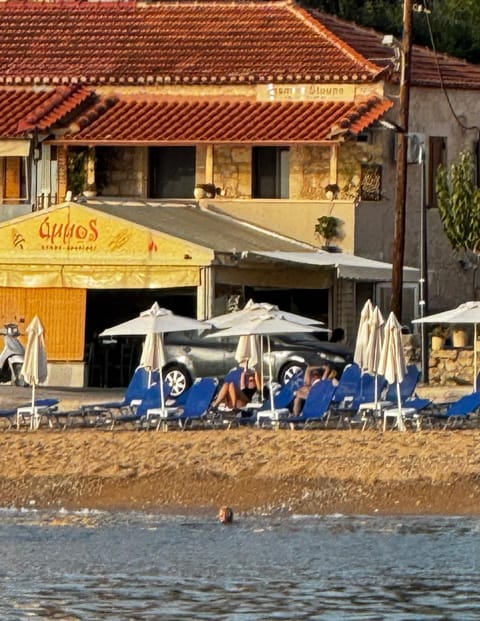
[279,362,306,385]
[164,365,192,398]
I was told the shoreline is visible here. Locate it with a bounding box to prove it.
[0,425,479,516]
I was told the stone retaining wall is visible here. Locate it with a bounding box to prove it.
[429,348,476,386]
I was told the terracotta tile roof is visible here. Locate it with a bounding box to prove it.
[310,10,480,90]
[0,85,93,136]
[0,0,381,86]
[52,95,393,144]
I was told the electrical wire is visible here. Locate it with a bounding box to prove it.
[425,10,480,138]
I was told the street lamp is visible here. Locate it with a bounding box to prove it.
[418,142,429,382]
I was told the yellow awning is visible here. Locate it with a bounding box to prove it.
[0,203,212,288]
[0,264,200,288]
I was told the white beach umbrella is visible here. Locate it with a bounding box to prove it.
[207,312,317,418]
[139,332,166,387]
[377,311,407,431]
[365,306,385,405]
[354,299,374,370]
[413,301,480,390]
[20,315,48,430]
[235,334,260,369]
[211,299,327,390]
[100,302,210,413]
[210,298,328,330]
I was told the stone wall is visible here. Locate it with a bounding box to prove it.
[100,147,146,196]
[428,348,476,386]
[403,333,420,366]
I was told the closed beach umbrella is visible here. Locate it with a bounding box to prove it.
[365,306,385,405]
[377,312,406,431]
[100,302,210,414]
[21,315,48,430]
[139,331,166,387]
[354,299,374,370]
[235,334,260,369]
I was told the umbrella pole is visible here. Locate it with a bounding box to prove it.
[30,382,36,431]
[260,338,264,402]
[267,336,275,419]
[475,324,478,392]
[396,382,405,431]
[160,369,165,412]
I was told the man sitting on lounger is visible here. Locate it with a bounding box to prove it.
[292,365,335,416]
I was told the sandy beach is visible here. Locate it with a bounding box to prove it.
[0,383,478,516]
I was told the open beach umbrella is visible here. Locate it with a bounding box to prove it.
[210,299,328,330]
[20,315,48,430]
[413,301,480,390]
[377,311,406,431]
[207,312,317,418]
[211,299,326,388]
[100,302,210,414]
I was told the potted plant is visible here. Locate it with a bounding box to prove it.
[431,325,449,351]
[324,183,340,200]
[83,182,97,198]
[194,183,219,200]
[315,215,342,249]
[452,325,468,347]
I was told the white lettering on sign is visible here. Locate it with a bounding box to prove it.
[258,83,355,102]
[256,83,383,102]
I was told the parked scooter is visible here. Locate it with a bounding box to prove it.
[0,323,27,386]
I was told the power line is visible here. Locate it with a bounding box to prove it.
[424,10,480,138]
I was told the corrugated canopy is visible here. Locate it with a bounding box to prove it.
[250,250,419,282]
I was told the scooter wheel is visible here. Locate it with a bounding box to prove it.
[12,363,28,387]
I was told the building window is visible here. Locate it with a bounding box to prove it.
[252,147,289,198]
[428,136,446,208]
[149,147,196,198]
[1,157,28,204]
[360,163,382,201]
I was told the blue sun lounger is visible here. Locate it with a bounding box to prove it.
[147,377,219,430]
[274,379,337,430]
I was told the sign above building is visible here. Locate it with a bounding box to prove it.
[256,83,383,103]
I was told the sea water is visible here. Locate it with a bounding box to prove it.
[1,508,479,620]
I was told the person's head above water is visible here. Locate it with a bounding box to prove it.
[218,506,234,524]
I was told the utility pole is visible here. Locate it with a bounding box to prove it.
[390,0,414,320]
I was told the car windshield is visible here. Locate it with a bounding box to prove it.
[274,332,321,345]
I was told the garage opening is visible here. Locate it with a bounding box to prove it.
[85,287,196,387]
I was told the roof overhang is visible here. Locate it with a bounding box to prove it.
[48,95,394,146]
[248,251,419,282]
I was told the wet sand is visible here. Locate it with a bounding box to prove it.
[0,384,478,516]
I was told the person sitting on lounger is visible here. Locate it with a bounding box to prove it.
[292,365,333,416]
[212,367,261,410]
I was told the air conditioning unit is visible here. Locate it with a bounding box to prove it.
[407,133,425,164]
[392,132,425,163]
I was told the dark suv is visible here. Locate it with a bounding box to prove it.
[163,330,353,397]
